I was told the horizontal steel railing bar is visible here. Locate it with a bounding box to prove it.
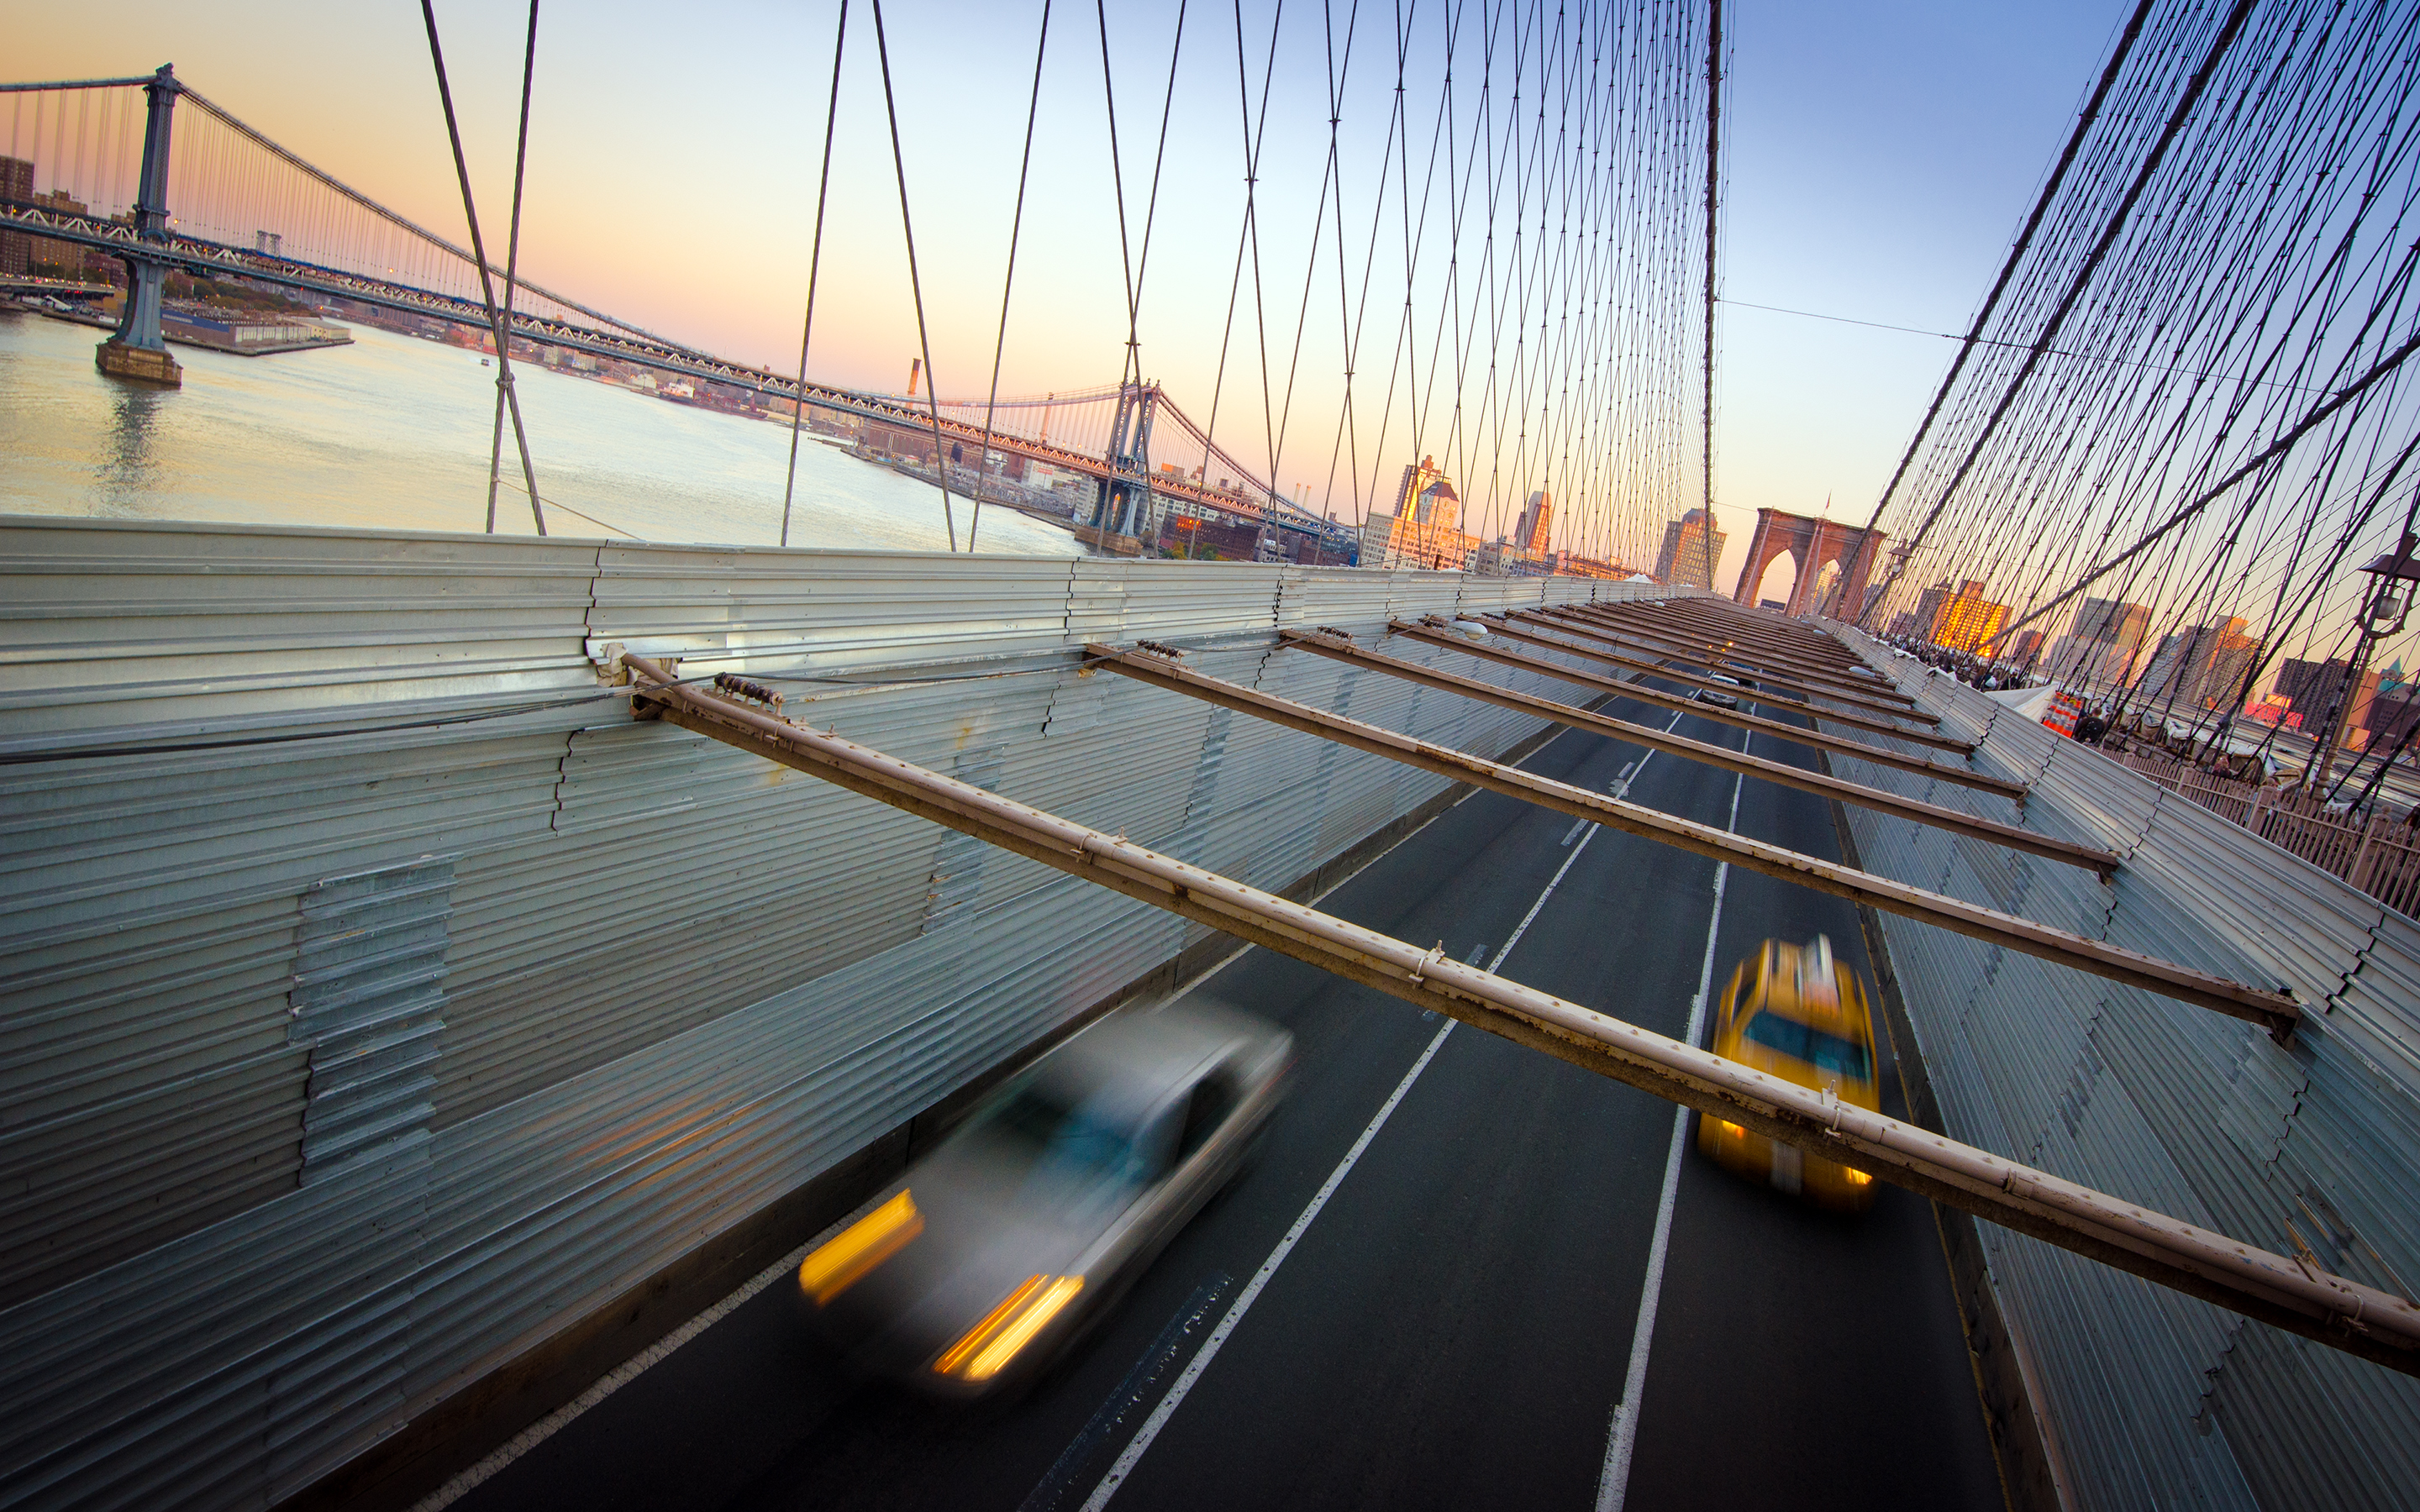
[1453,617,1970,753]
[1088,643,2279,1028]
[1384,621,2023,799]
[617,657,2406,1375]
[1603,601,1876,674]
[1537,604,1917,707]
[1588,597,1886,665]
[1260,634,2116,875]
[1528,606,1928,716]
[1502,612,1891,714]
[1551,597,1912,685]
[1468,612,1885,726]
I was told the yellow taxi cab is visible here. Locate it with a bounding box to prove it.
[1695,935,1881,1212]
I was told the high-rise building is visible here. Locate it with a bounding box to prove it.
[2140,617,2259,711]
[1360,457,1476,569]
[1928,580,2009,654]
[24,188,90,279]
[1513,491,1553,554]
[2275,658,2378,736]
[2368,689,2420,748]
[1411,477,1462,533]
[1911,582,1953,639]
[0,157,32,277]
[2044,596,2153,685]
[2075,597,2152,651]
[1391,455,1449,521]
[1653,509,1724,591]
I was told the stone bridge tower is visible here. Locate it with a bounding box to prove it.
[1733,508,1884,618]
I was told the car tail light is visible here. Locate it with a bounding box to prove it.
[798,1190,923,1305]
[934,1274,1086,1381]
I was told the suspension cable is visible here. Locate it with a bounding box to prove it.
[965,0,1056,553]
[485,0,544,535]
[781,0,852,550]
[870,0,957,549]
[419,0,544,535]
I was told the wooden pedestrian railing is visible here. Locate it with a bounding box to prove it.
[2112,749,2420,918]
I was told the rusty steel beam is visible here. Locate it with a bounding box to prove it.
[616,656,2403,1375]
[1463,617,1966,753]
[1386,620,2023,799]
[1608,600,1870,674]
[1602,592,1866,653]
[1263,633,2115,875]
[1535,604,1919,708]
[1087,642,2281,1029]
[1549,603,1910,698]
[1516,607,1928,720]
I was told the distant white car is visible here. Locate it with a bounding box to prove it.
[797,1001,1292,1399]
[1695,674,1744,708]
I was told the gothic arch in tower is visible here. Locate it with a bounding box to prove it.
[1731,509,1886,618]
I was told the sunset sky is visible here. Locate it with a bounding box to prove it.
[11,0,2128,587]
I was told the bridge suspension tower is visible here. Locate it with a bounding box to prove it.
[1088,382,1160,549]
[95,64,183,387]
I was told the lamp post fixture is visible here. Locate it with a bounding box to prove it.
[2305,532,2420,797]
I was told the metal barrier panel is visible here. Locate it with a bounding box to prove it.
[0,518,1667,1510]
[1825,625,2420,1511]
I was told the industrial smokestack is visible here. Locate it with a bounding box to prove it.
[906,358,923,397]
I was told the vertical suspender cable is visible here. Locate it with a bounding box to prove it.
[781,0,852,549]
[871,0,957,550]
[969,0,1055,553]
[1700,0,1721,538]
[1094,0,1144,544]
[420,0,546,535]
[486,0,544,535]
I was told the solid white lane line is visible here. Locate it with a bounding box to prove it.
[408,1224,832,1511]
[1596,732,1749,1512]
[1075,1018,1453,1512]
[419,724,1643,1510]
[1078,794,1607,1511]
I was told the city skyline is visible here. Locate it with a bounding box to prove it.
[8,1,2131,580]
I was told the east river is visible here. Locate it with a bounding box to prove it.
[0,309,1082,557]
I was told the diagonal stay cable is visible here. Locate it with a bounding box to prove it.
[1097,0,1147,397]
[871,0,958,550]
[1845,0,2158,580]
[781,0,852,549]
[485,0,544,536]
[419,0,544,535]
[968,0,1056,553]
[1128,0,1192,340]
[1986,322,2420,649]
[1860,0,2259,622]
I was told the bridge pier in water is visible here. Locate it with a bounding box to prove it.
[95,65,182,388]
[1087,382,1160,551]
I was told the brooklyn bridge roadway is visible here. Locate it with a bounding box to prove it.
[451,678,2005,1512]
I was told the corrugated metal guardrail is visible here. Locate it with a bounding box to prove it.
[0,517,1669,1510]
[1821,623,2420,1512]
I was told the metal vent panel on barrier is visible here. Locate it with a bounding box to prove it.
[1825,620,2420,1511]
[0,517,1636,1510]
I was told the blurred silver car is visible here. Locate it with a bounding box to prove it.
[1695,673,1744,708]
[797,1000,1292,1397]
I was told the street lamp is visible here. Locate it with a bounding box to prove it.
[2304,532,2420,796]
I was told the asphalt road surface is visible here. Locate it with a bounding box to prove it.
[450,670,2006,1512]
